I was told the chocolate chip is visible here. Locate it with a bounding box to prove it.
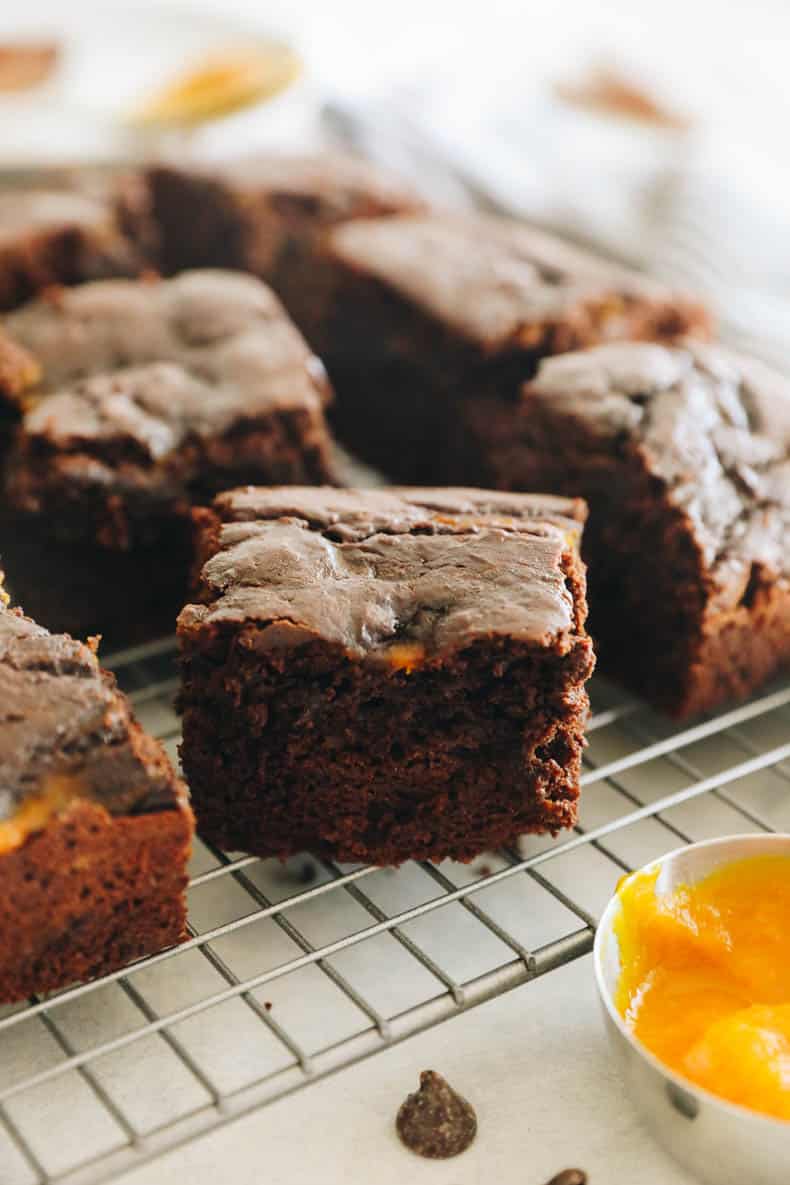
[396,1070,477,1159]
[546,1170,588,1185]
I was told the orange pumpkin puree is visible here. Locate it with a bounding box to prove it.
[614,855,790,1120]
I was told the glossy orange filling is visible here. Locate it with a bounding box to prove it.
[0,775,82,854]
[385,642,426,673]
[614,855,790,1120]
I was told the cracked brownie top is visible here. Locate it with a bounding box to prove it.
[180,486,590,658]
[2,271,334,516]
[327,213,710,355]
[0,600,185,827]
[2,269,329,412]
[525,341,790,590]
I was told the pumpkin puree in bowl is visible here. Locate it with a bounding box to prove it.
[614,854,790,1120]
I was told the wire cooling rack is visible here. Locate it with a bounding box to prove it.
[2,638,790,1185]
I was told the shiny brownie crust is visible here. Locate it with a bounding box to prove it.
[320,213,710,483]
[471,341,790,716]
[0,271,336,646]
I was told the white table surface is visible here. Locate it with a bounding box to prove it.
[116,955,696,1185]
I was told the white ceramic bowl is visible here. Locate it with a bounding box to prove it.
[594,833,790,1185]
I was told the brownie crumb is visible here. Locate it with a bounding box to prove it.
[396,1070,477,1159]
[476,863,492,878]
[546,1170,588,1185]
[263,1001,273,1011]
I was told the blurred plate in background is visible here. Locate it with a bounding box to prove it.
[0,0,318,173]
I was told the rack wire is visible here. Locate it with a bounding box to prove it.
[2,637,790,1185]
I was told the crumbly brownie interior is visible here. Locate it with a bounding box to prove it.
[180,630,590,863]
[0,800,191,1001]
[179,486,594,863]
[481,342,790,716]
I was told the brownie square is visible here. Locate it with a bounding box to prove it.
[473,341,790,717]
[0,187,141,312]
[320,212,710,482]
[0,270,338,647]
[0,595,193,1002]
[178,486,595,864]
[144,152,423,348]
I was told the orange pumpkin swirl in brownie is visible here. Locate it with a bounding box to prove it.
[0,593,193,1003]
[0,270,337,648]
[317,212,710,483]
[178,487,594,865]
[469,341,790,717]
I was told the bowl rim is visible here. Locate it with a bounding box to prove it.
[593,831,790,1131]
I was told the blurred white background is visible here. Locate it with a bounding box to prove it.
[2,0,790,367]
[3,0,790,120]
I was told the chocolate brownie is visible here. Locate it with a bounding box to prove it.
[0,328,40,449]
[144,152,422,347]
[178,486,594,864]
[0,270,337,647]
[0,592,193,1002]
[319,212,710,482]
[0,188,141,312]
[472,341,790,717]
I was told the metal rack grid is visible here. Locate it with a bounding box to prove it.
[2,638,790,1185]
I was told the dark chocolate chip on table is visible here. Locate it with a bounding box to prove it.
[396,1070,477,1159]
[546,1170,588,1185]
